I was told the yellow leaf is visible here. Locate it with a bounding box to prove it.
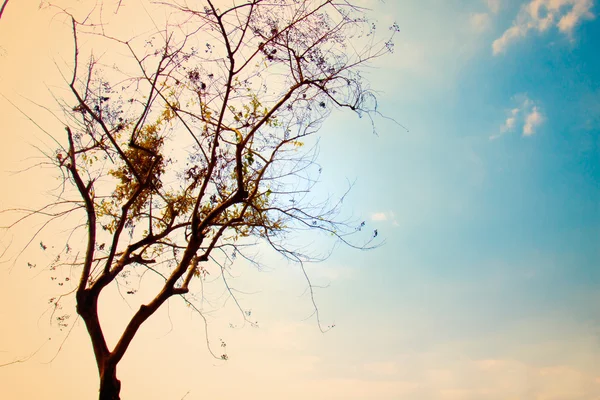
[233,128,243,143]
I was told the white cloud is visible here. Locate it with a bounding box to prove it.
[487,0,501,13]
[502,116,516,131]
[317,351,600,400]
[492,0,595,55]
[469,1,501,34]
[491,95,544,139]
[470,12,492,32]
[370,211,399,226]
[371,212,388,221]
[523,106,544,135]
[493,25,526,55]
[501,107,520,132]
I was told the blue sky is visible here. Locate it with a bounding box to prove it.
[0,0,599,399]
[310,0,600,396]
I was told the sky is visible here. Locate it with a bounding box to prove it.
[0,0,599,399]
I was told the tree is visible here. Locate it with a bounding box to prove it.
[4,0,397,398]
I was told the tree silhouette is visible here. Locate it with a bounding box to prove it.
[4,0,397,398]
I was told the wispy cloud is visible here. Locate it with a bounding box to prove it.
[493,0,595,55]
[469,0,501,33]
[306,352,600,400]
[491,95,545,139]
[523,106,544,135]
[470,12,493,32]
[370,211,399,226]
[487,0,501,14]
[501,108,520,132]
[371,212,388,222]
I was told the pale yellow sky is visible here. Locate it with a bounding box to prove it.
[0,2,381,398]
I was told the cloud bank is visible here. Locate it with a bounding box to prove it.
[493,0,595,55]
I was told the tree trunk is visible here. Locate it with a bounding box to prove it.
[76,290,120,399]
[99,362,121,400]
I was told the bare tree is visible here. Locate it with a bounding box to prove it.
[4,0,398,398]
